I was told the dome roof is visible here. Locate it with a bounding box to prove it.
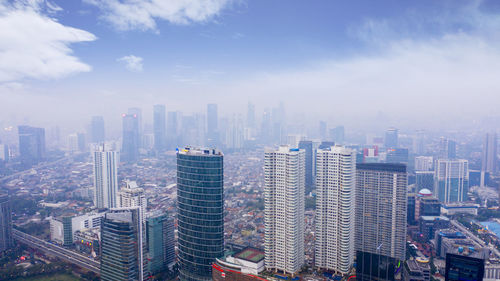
[418,188,433,196]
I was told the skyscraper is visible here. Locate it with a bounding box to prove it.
[18,125,46,167]
[122,113,139,162]
[329,126,345,144]
[0,194,12,252]
[90,116,105,143]
[166,111,178,149]
[438,137,456,159]
[207,104,219,147]
[384,127,398,149]
[128,107,143,147]
[298,140,314,194]
[153,105,166,152]
[117,181,147,222]
[264,145,305,275]
[247,102,256,128]
[482,133,497,174]
[435,159,469,203]
[315,146,356,274]
[355,163,407,280]
[319,121,327,140]
[177,147,224,281]
[101,208,145,281]
[146,212,176,274]
[93,146,119,209]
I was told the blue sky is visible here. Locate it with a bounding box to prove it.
[1,0,500,131]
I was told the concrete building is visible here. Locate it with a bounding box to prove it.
[93,146,119,209]
[264,145,305,275]
[153,104,166,152]
[315,146,356,274]
[441,203,479,216]
[415,156,433,172]
[50,213,104,246]
[435,159,469,203]
[355,163,407,262]
[18,125,46,168]
[117,181,147,222]
[0,195,12,252]
[212,246,266,280]
[403,258,431,281]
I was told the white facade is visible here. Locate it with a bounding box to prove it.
[93,146,119,209]
[117,181,147,222]
[264,145,305,275]
[315,146,356,274]
[415,156,433,171]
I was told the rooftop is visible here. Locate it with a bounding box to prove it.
[234,247,265,263]
[177,146,223,156]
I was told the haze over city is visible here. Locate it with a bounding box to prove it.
[1,0,500,132]
[2,1,500,281]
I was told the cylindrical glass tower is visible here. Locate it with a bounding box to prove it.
[177,147,224,281]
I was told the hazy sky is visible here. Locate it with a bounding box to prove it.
[1,0,500,132]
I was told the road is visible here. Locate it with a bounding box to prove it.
[451,220,500,258]
[12,229,100,274]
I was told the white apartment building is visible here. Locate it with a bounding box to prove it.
[117,180,147,222]
[315,146,356,274]
[264,145,305,275]
[93,146,119,209]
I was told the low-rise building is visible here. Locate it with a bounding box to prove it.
[441,203,479,216]
[403,258,430,281]
[212,245,266,281]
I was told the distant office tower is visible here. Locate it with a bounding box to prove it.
[122,113,140,162]
[329,126,345,144]
[315,146,356,274]
[207,104,219,147]
[0,195,12,252]
[319,121,327,140]
[93,146,119,209]
[146,212,176,274]
[355,163,407,281]
[128,107,143,146]
[438,137,456,159]
[261,109,272,144]
[226,114,244,150]
[482,133,497,174]
[445,253,485,281]
[90,116,105,144]
[435,159,469,203]
[177,147,224,281]
[298,140,314,194]
[386,148,409,164]
[77,133,86,152]
[153,105,166,152]
[384,128,398,149]
[0,144,9,162]
[166,111,178,149]
[264,146,305,275]
[415,156,433,171]
[18,125,46,167]
[101,208,145,281]
[247,102,256,128]
[117,181,147,221]
[414,130,426,155]
[416,171,434,192]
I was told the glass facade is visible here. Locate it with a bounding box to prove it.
[101,209,142,281]
[177,148,224,281]
[445,253,484,281]
[0,194,12,252]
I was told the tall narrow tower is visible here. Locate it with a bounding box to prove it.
[315,146,356,274]
[355,163,407,281]
[264,145,305,275]
[177,147,224,281]
[93,146,119,209]
[153,105,166,152]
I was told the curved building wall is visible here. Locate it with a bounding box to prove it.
[177,149,224,281]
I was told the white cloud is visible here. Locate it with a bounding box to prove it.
[0,1,96,83]
[117,55,143,72]
[85,0,232,31]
